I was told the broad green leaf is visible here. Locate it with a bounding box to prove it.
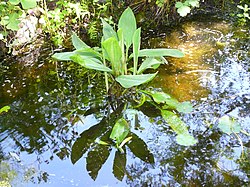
[127,132,154,163]
[75,48,102,59]
[218,115,241,135]
[7,13,20,31]
[151,91,172,104]
[186,0,199,7]
[118,7,136,49]
[136,49,184,58]
[20,0,37,9]
[132,28,141,74]
[102,37,122,76]
[0,16,9,26]
[0,106,10,114]
[176,101,193,113]
[176,4,191,17]
[72,32,90,49]
[161,110,188,135]
[113,150,127,181]
[116,72,158,88]
[86,144,110,180]
[176,134,198,146]
[70,54,112,73]
[175,2,183,8]
[101,18,117,41]
[9,0,20,5]
[110,118,130,145]
[52,52,75,61]
[161,110,197,146]
[137,58,163,74]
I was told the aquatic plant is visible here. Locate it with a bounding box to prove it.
[53,7,184,91]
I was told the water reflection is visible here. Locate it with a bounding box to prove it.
[0,18,250,186]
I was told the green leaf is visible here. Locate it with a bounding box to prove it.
[7,13,20,31]
[102,37,122,76]
[136,49,184,58]
[176,134,198,146]
[137,58,163,74]
[72,32,90,49]
[118,7,137,49]
[75,48,102,59]
[52,52,75,61]
[110,118,130,145]
[132,28,141,75]
[161,110,197,146]
[116,72,158,88]
[176,101,193,113]
[9,0,20,5]
[161,110,189,135]
[0,106,10,114]
[186,0,199,7]
[151,91,172,104]
[175,2,183,8]
[20,0,37,9]
[218,115,241,135]
[101,18,117,41]
[70,54,112,73]
[112,150,127,181]
[176,4,191,17]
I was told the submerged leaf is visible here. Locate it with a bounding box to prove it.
[116,73,158,88]
[218,115,241,135]
[110,118,130,145]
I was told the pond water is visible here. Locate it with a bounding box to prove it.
[0,16,250,186]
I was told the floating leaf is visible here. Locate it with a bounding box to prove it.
[113,150,127,181]
[218,115,241,135]
[9,0,20,5]
[161,110,189,135]
[176,101,193,113]
[110,118,130,145]
[72,32,90,49]
[176,134,197,146]
[151,91,172,104]
[116,73,158,88]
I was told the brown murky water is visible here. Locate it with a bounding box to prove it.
[150,20,231,101]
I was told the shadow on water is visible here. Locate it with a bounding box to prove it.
[1,16,250,186]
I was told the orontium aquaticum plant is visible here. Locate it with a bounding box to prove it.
[53,7,197,151]
[52,7,184,92]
